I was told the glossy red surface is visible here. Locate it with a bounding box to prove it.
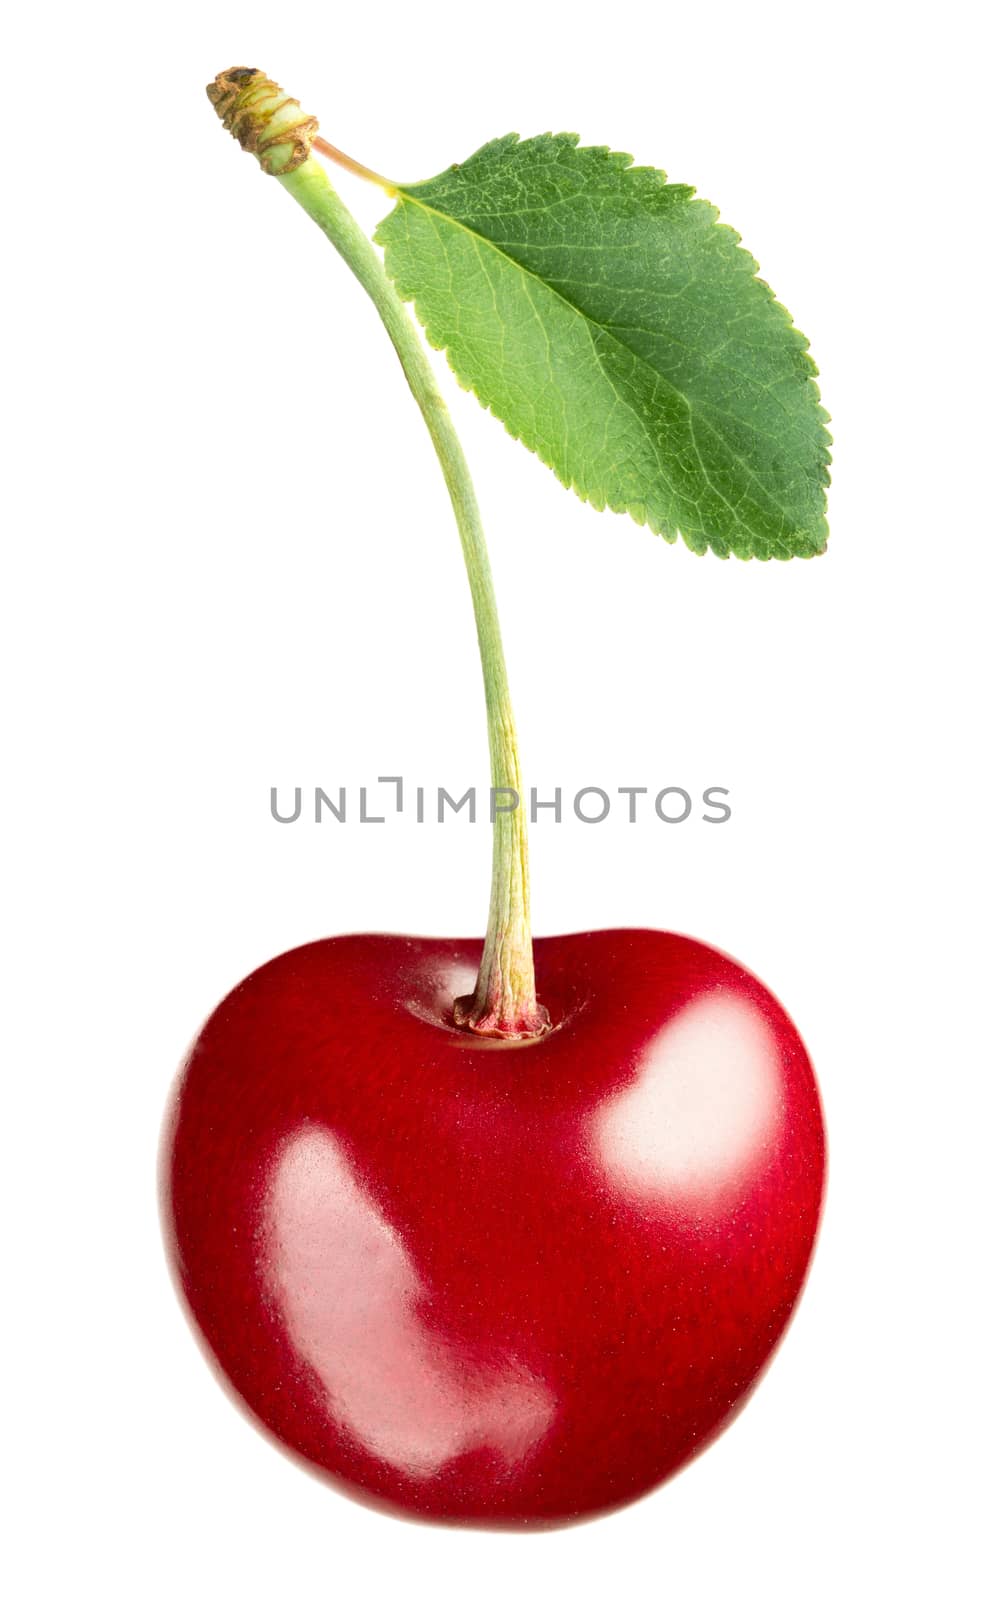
[162,930,825,1527]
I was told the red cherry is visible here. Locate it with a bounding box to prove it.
[162,929,824,1528]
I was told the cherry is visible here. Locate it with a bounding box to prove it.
[174,75,830,1527]
[162,928,824,1528]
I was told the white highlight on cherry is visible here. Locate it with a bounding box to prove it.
[594,992,783,1205]
[265,1127,554,1476]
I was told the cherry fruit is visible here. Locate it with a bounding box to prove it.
[173,71,830,1528]
[162,928,824,1527]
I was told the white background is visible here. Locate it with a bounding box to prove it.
[5,1,991,1593]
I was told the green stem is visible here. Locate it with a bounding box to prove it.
[208,69,548,1039]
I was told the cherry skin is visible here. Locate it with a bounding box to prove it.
[162,930,825,1528]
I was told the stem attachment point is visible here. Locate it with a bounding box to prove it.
[207,68,319,175]
[454,972,550,1041]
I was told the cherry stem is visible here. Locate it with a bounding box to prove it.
[207,70,549,1039]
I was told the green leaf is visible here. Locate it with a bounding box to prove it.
[375,134,830,560]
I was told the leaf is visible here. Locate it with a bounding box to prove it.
[375,134,830,560]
